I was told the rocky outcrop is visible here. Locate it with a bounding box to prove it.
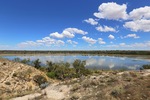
[0,58,51,99]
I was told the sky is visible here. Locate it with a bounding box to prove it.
[0,0,150,50]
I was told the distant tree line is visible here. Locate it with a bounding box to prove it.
[1,50,150,55]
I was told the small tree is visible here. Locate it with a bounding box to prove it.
[13,57,21,62]
[65,62,70,68]
[73,59,86,76]
[33,59,41,69]
[21,58,30,65]
[46,61,54,72]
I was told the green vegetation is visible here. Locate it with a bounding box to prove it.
[9,57,150,81]
[12,58,92,80]
[32,59,41,69]
[13,58,31,65]
[45,59,91,80]
[142,64,150,69]
[111,85,125,98]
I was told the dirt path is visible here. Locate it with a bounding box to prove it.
[11,82,71,100]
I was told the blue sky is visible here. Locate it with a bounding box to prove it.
[0,0,150,50]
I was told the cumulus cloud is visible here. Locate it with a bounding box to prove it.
[18,27,88,48]
[82,36,97,44]
[129,6,150,20]
[108,34,115,39]
[50,32,64,38]
[56,40,65,45]
[62,30,75,38]
[84,18,98,25]
[94,2,128,20]
[123,34,140,39]
[96,25,117,32]
[98,38,106,44]
[37,37,56,45]
[106,41,150,50]
[50,28,88,38]
[37,37,65,46]
[18,37,65,47]
[124,19,150,32]
[124,6,150,32]
[67,40,78,45]
[18,41,41,47]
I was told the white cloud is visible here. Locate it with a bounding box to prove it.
[38,37,56,45]
[50,28,87,38]
[18,37,65,47]
[98,38,106,44]
[62,30,75,38]
[50,32,64,38]
[129,6,150,20]
[84,18,98,25]
[108,34,115,39]
[67,40,78,45]
[56,40,65,45]
[124,34,140,39]
[64,28,88,35]
[124,19,150,32]
[124,6,150,32]
[82,36,97,44]
[96,25,117,32]
[94,2,128,20]
[18,27,87,48]
[119,43,126,46]
[106,41,150,50]
[18,41,41,47]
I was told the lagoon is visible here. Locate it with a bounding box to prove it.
[2,55,150,70]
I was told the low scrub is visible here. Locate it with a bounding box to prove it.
[142,64,150,69]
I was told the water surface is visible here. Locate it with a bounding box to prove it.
[3,55,150,70]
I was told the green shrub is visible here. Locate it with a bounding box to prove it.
[33,75,47,86]
[47,72,56,79]
[32,59,41,69]
[142,64,150,69]
[21,58,30,65]
[111,85,125,98]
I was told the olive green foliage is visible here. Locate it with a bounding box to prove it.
[142,64,150,69]
[32,59,41,69]
[45,59,91,80]
[73,59,91,77]
[46,61,76,80]
[13,57,21,62]
[33,75,47,86]
[21,58,30,64]
[12,58,91,80]
[47,72,56,79]
[13,58,30,65]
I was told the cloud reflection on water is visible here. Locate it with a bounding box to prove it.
[4,55,150,70]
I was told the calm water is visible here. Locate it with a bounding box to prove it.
[3,55,150,70]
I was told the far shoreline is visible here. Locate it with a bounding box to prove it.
[0,50,150,61]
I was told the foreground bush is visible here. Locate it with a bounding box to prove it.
[12,58,92,80]
[142,64,150,69]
